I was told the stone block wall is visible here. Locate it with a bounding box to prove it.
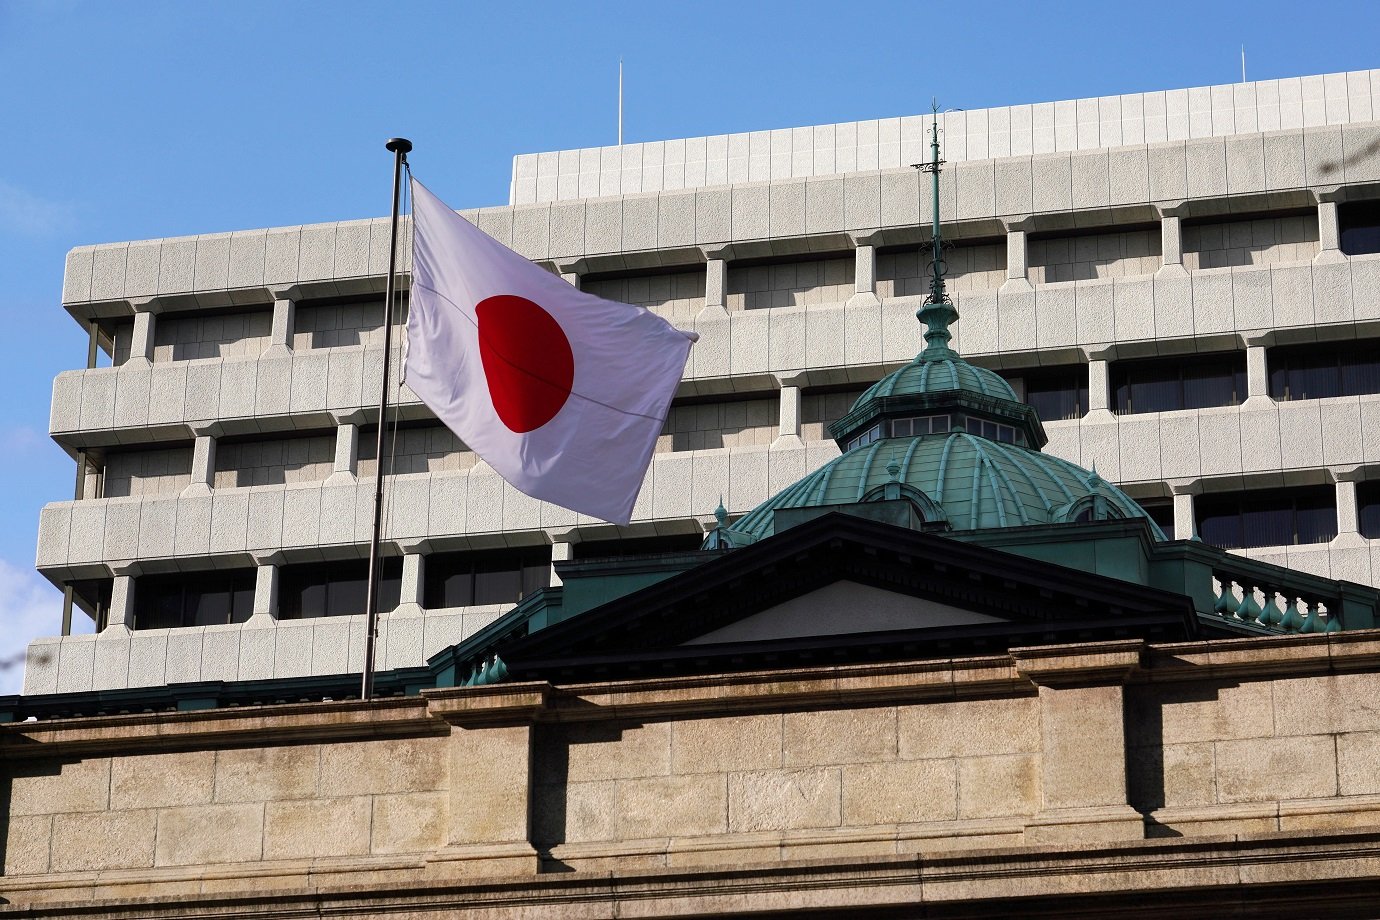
[726,256,853,310]
[9,632,1380,908]
[152,310,273,363]
[1128,658,1380,836]
[878,242,1006,295]
[359,424,475,477]
[1029,228,1162,283]
[1183,212,1320,270]
[214,435,335,488]
[292,300,393,350]
[102,446,193,498]
[2,728,448,881]
[657,396,779,452]
[801,387,868,441]
[582,270,706,323]
[532,697,1040,861]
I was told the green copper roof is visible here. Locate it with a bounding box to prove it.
[852,354,1018,407]
[728,433,1167,543]
[711,115,1163,550]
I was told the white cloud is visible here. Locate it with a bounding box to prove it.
[0,558,63,695]
[0,179,77,238]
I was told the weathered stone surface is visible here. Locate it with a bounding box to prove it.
[957,754,1041,819]
[3,814,51,875]
[1336,731,1380,797]
[318,736,446,796]
[1129,680,1274,747]
[1039,684,1128,811]
[897,697,1040,759]
[371,791,448,855]
[262,796,371,860]
[618,774,728,839]
[534,780,618,845]
[50,809,156,872]
[558,720,672,782]
[8,756,110,815]
[842,758,958,825]
[1215,735,1338,804]
[671,713,783,774]
[449,724,530,845]
[155,803,264,866]
[783,706,896,767]
[729,768,842,832]
[215,744,320,802]
[1148,742,1217,809]
[1272,672,1380,737]
[110,750,215,809]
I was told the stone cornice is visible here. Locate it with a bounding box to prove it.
[10,630,1380,755]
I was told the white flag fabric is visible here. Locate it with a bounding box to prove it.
[405,178,696,525]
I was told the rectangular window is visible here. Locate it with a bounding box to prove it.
[1340,200,1380,256]
[891,415,950,437]
[846,424,881,451]
[964,417,1020,443]
[134,570,257,630]
[1112,352,1247,415]
[423,547,551,609]
[1195,486,1337,550]
[279,558,402,619]
[1268,340,1380,401]
[1359,482,1380,540]
[1003,366,1088,422]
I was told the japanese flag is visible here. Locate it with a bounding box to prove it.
[405,178,696,525]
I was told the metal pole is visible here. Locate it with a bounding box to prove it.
[618,58,624,146]
[361,136,412,701]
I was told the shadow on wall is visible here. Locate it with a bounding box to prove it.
[1126,680,1238,839]
[531,719,646,873]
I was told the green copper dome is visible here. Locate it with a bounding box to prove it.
[853,354,1018,406]
[704,118,1167,551]
[725,433,1167,542]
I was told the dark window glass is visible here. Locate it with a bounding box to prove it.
[1194,486,1337,550]
[572,534,703,560]
[846,424,881,451]
[70,578,114,627]
[1359,482,1380,540]
[1112,352,1246,414]
[1268,339,1380,401]
[1007,366,1089,422]
[279,558,402,619]
[1134,498,1175,532]
[1340,200,1380,256]
[423,546,552,608]
[133,570,258,630]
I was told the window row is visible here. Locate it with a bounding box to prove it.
[104,535,710,631]
[129,547,553,630]
[1134,482,1380,550]
[91,199,1380,370]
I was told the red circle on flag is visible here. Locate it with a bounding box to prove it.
[475,294,575,433]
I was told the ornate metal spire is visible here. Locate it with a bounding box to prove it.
[915,101,958,357]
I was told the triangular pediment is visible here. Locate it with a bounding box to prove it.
[682,580,1003,645]
[497,513,1199,681]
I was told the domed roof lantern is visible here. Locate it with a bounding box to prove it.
[715,109,1168,549]
[829,110,1046,453]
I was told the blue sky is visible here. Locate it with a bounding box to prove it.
[1,0,1376,691]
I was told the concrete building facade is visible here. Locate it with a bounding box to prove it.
[24,68,1380,692]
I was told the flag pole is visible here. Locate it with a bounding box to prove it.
[362,136,412,701]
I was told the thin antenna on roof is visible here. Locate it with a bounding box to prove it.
[1241,46,1247,83]
[618,58,624,145]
